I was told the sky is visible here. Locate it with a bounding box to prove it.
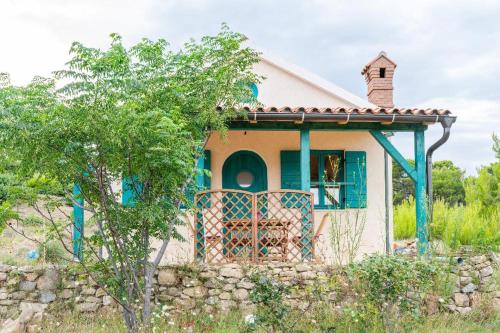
[1,0,499,175]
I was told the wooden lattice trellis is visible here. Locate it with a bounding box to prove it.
[194,190,314,264]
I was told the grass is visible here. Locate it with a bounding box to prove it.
[38,307,500,333]
[394,198,500,250]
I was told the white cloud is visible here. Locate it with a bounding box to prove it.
[0,0,498,173]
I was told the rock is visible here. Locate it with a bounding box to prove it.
[19,281,37,292]
[59,289,72,299]
[0,264,12,273]
[95,288,107,297]
[85,296,101,304]
[158,269,178,286]
[470,255,487,265]
[223,284,235,292]
[453,293,469,307]
[183,286,208,298]
[208,289,221,296]
[200,271,217,279]
[455,306,472,314]
[233,289,249,301]
[76,302,99,312]
[81,287,96,296]
[479,265,493,277]
[206,296,219,305]
[295,264,310,272]
[0,291,8,300]
[237,281,254,289]
[470,292,481,307]
[23,273,40,282]
[20,302,47,314]
[220,267,244,279]
[166,287,181,297]
[39,291,56,304]
[425,295,439,315]
[0,318,23,333]
[300,271,316,279]
[173,297,195,310]
[102,295,113,306]
[0,273,7,282]
[459,276,472,286]
[182,277,201,288]
[461,283,477,293]
[219,300,236,311]
[219,292,232,300]
[11,292,28,301]
[36,269,59,291]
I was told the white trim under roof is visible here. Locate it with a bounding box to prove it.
[254,46,375,108]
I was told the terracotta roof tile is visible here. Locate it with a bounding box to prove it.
[243,106,451,116]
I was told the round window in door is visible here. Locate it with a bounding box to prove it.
[222,151,267,192]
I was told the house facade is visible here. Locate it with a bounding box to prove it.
[154,51,455,265]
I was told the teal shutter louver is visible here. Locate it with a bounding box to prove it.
[184,150,211,207]
[345,151,367,208]
[280,151,301,208]
[203,150,211,189]
[280,151,301,189]
[122,176,142,207]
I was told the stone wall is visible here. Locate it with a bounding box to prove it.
[0,254,498,331]
[447,253,499,313]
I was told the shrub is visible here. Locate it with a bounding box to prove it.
[348,255,442,331]
[248,272,292,332]
[394,198,500,250]
[37,241,67,264]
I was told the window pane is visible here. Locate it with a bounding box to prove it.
[325,185,341,206]
[324,155,341,183]
[311,187,320,205]
[310,155,319,182]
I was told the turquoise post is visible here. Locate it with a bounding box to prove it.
[72,183,84,261]
[414,130,428,255]
[300,128,311,192]
[300,128,312,260]
[195,154,206,262]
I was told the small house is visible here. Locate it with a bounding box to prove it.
[73,50,456,265]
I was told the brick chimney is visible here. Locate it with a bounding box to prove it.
[362,51,397,108]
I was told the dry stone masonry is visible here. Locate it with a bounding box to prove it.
[0,253,498,332]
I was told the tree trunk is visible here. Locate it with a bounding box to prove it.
[123,305,138,333]
[142,266,154,329]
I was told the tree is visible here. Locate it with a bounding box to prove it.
[392,159,415,205]
[432,160,465,205]
[393,159,465,206]
[493,133,500,160]
[0,26,260,331]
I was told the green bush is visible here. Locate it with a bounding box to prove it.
[348,255,443,331]
[37,241,67,264]
[394,198,499,250]
[248,272,292,332]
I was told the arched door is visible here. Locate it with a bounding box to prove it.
[222,150,267,192]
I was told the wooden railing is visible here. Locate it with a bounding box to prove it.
[193,189,315,264]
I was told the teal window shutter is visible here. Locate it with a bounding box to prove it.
[280,151,301,208]
[280,151,301,189]
[203,150,211,189]
[122,176,142,207]
[345,151,367,208]
[183,150,211,208]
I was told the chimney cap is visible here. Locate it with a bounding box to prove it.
[361,51,397,75]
